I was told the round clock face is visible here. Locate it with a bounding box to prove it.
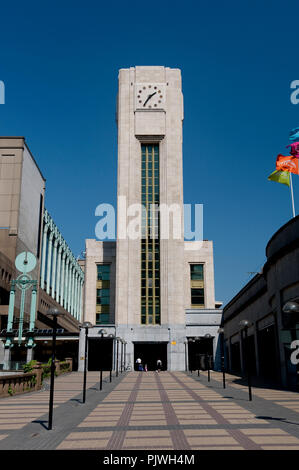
[15,251,37,273]
[136,83,165,109]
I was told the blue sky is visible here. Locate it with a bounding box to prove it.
[0,0,299,306]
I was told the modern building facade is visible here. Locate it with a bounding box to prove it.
[80,66,222,372]
[0,137,83,369]
[223,215,299,388]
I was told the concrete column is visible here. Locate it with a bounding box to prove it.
[78,278,83,322]
[74,272,78,319]
[46,232,54,295]
[26,348,34,363]
[40,224,48,290]
[78,328,86,372]
[239,331,245,374]
[68,264,73,314]
[253,321,260,376]
[51,238,58,298]
[72,267,76,316]
[56,245,62,303]
[228,337,232,371]
[3,348,11,370]
[64,258,69,310]
[71,269,76,316]
[69,261,73,312]
[60,253,66,307]
[77,274,81,319]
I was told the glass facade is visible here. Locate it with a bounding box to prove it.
[141,144,160,325]
[96,264,110,324]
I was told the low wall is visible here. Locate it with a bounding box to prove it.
[0,357,73,398]
[0,363,42,397]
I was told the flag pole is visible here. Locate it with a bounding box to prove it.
[290,172,296,218]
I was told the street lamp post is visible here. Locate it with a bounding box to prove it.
[195,337,200,377]
[99,329,107,390]
[120,340,124,373]
[205,334,212,382]
[116,337,120,377]
[188,338,195,373]
[82,321,93,404]
[108,334,115,382]
[239,319,252,401]
[184,341,188,372]
[123,341,127,371]
[218,327,226,389]
[46,308,64,430]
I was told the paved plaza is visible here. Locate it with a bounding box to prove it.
[1,370,299,450]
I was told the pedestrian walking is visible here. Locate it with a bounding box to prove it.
[156,359,162,372]
[136,357,143,371]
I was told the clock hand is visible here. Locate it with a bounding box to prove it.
[143,91,157,107]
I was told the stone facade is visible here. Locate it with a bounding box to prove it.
[0,138,83,369]
[223,214,299,388]
[80,66,222,372]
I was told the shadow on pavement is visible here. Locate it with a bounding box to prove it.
[256,415,299,426]
[32,419,49,430]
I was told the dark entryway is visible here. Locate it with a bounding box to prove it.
[134,342,167,371]
[231,342,241,372]
[34,340,79,371]
[188,337,214,371]
[258,325,278,380]
[10,344,27,363]
[242,334,257,375]
[88,338,113,371]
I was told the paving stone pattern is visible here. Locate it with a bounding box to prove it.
[1,370,299,450]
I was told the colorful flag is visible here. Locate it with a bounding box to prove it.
[286,142,299,158]
[268,170,290,187]
[276,154,299,175]
[289,127,299,142]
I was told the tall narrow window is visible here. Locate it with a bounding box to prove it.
[190,264,205,307]
[96,264,110,324]
[141,144,160,325]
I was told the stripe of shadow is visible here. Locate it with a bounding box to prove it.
[105,374,143,450]
[169,372,262,450]
[155,373,191,450]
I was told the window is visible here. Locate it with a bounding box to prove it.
[190,265,205,306]
[190,264,204,280]
[191,288,205,305]
[97,264,110,281]
[141,144,160,325]
[96,289,110,305]
[96,264,110,323]
[96,313,109,324]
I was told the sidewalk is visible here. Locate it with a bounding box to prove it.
[0,371,108,443]
[1,370,299,450]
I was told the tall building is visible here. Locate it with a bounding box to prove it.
[80,66,222,372]
[223,214,299,388]
[0,137,83,369]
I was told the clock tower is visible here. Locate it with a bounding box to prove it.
[115,66,186,369]
[81,66,220,373]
